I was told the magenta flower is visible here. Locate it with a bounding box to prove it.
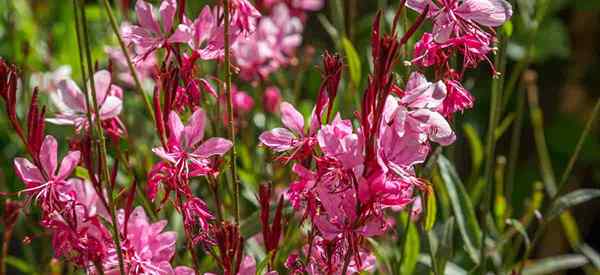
[98,206,193,274]
[303,237,376,275]
[122,0,192,61]
[47,70,124,134]
[263,86,282,113]
[406,0,512,42]
[231,0,262,35]
[152,109,232,179]
[259,102,316,159]
[233,4,303,80]
[440,78,475,117]
[186,6,226,60]
[14,135,80,210]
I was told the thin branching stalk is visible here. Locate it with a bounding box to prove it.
[75,0,126,273]
[99,0,155,123]
[478,33,506,270]
[505,82,526,204]
[223,0,240,224]
[557,99,600,193]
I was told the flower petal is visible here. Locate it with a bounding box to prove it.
[92,70,112,105]
[183,108,206,148]
[280,102,304,135]
[167,111,184,145]
[457,0,513,27]
[136,0,160,33]
[259,128,297,152]
[159,0,177,32]
[13,158,44,185]
[193,138,232,158]
[56,151,81,181]
[99,95,123,120]
[53,79,86,113]
[40,135,58,176]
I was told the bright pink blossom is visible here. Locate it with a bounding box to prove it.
[259,102,316,160]
[47,70,124,135]
[122,0,192,62]
[98,206,193,274]
[14,135,80,210]
[152,109,233,180]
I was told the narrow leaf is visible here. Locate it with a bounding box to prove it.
[424,186,437,231]
[548,189,600,219]
[341,37,362,87]
[506,219,530,249]
[437,155,482,264]
[523,254,589,275]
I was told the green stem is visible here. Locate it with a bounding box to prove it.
[75,0,126,273]
[99,0,155,123]
[478,34,506,269]
[556,99,600,193]
[505,83,526,205]
[223,0,240,224]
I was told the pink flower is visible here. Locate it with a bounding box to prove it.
[204,256,278,275]
[232,88,255,113]
[122,0,192,62]
[440,78,475,117]
[231,0,262,35]
[106,46,157,87]
[47,70,124,134]
[406,0,512,43]
[152,109,233,180]
[152,109,232,182]
[47,179,112,266]
[263,86,281,113]
[259,102,315,159]
[186,6,227,60]
[317,114,364,170]
[304,237,376,274]
[181,197,213,232]
[99,206,193,274]
[14,135,80,211]
[233,4,303,80]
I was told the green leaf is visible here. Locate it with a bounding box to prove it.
[318,14,339,44]
[548,189,600,220]
[579,243,600,269]
[463,123,483,175]
[424,187,437,231]
[400,214,420,275]
[256,252,272,275]
[341,37,362,87]
[5,256,37,274]
[523,254,589,275]
[437,155,482,264]
[494,113,516,142]
[501,20,513,37]
[435,218,455,274]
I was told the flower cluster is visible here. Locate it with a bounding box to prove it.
[260,1,511,273]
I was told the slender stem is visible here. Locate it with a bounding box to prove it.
[208,176,224,223]
[223,0,240,224]
[478,34,506,269]
[505,83,526,205]
[557,99,600,193]
[75,1,126,274]
[100,0,155,123]
[177,196,201,275]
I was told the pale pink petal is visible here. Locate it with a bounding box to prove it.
[99,96,123,120]
[183,108,206,148]
[136,0,160,33]
[457,0,513,27]
[237,256,257,275]
[93,70,112,104]
[193,138,233,158]
[53,79,86,113]
[175,266,195,275]
[410,109,456,145]
[56,151,81,181]
[168,111,184,145]
[152,147,176,163]
[280,102,304,135]
[406,0,438,14]
[40,135,58,176]
[159,0,177,31]
[13,158,44,185]
[259,128,297,152]
[167,24,193,44]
